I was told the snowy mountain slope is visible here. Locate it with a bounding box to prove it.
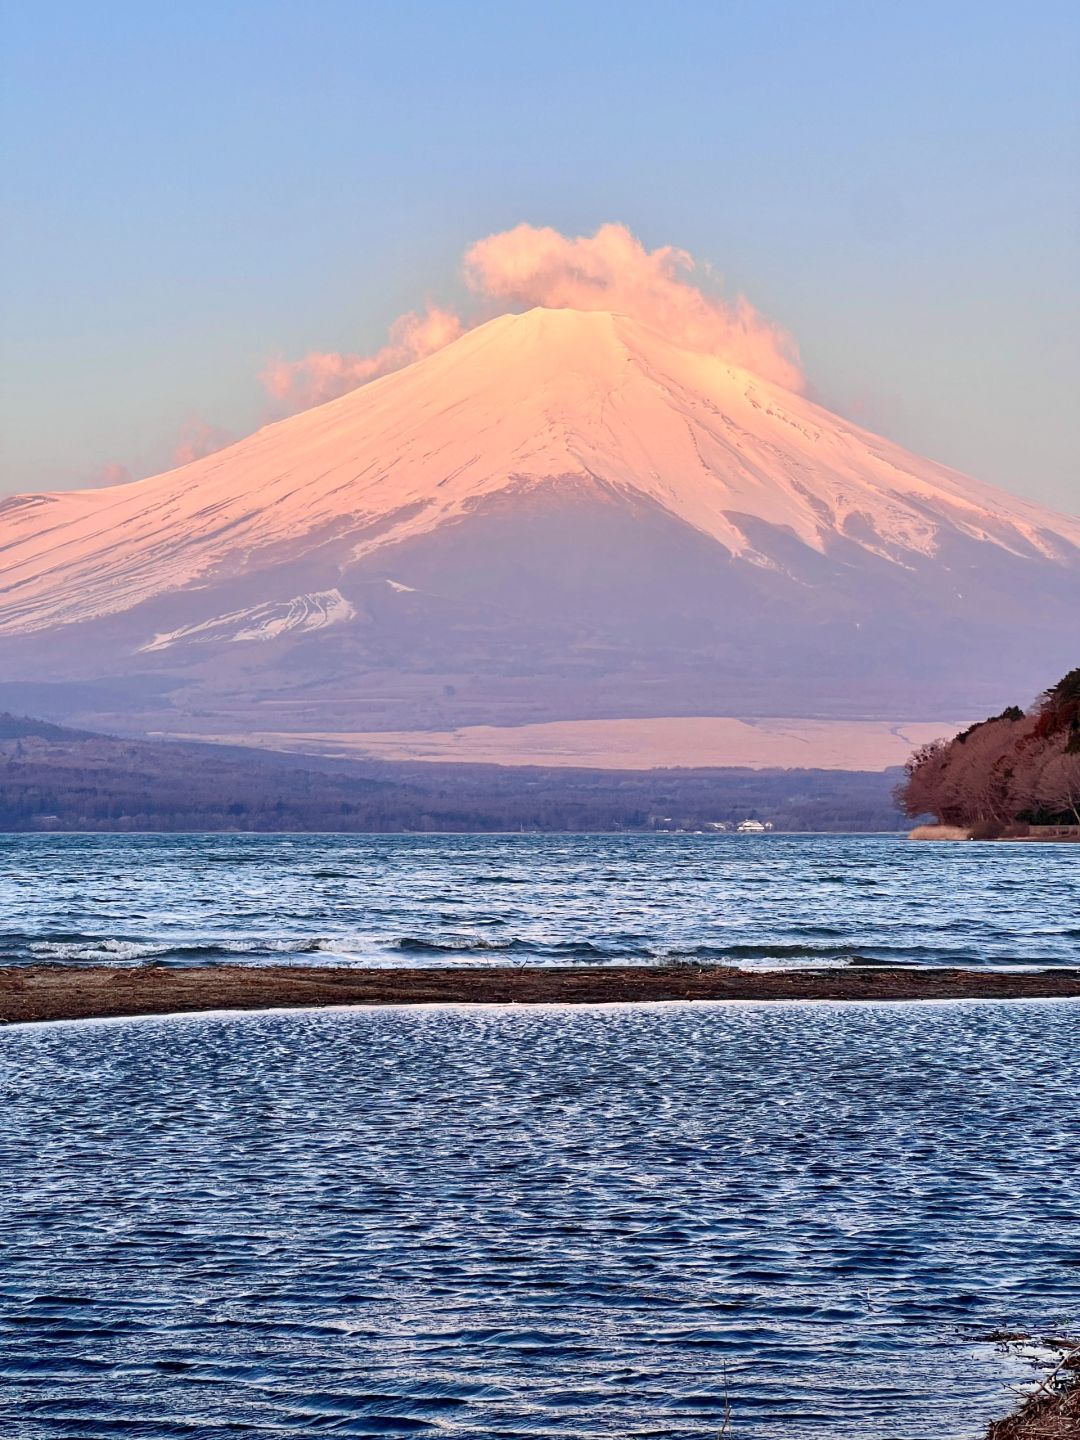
[0,307,1076,736]
[142,589,355,652]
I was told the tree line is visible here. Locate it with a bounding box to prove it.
[0,715,904,832]
[896,667,1080,835]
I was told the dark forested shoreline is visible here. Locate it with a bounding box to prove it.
[0,713,904,833]
[897,668,1080,839]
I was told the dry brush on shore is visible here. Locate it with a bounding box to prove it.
[985,1337,1080,1438]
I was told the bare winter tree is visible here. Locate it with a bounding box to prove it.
[895,673,1079,832]
[1033,749,1080,826]
[894,738,953,821]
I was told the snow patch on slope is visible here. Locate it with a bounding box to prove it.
[142,589,355,652]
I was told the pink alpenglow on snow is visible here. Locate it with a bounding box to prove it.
[261,223,802,415]
[262,305,465,413]
[463,223,804,392]
[0,299,1077,744]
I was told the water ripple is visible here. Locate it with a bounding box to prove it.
[1,1001,1077,1437]
[0,833,1077,970]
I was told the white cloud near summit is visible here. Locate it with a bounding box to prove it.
[463,224,803,392]
[262,223,804,413]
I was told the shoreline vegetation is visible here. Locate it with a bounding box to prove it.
[910,822,1080,842]
[3,962,1080,1026]
[985,1335,1080,1438]
[899,668,1080,840]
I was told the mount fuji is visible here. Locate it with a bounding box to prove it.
[1,307,1077,751]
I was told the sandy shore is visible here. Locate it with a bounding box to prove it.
[3,962,1080,1026]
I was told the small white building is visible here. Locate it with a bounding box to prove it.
[736,818,773,833]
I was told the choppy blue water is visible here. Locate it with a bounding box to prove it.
[2,1000,1077,1438]
[0,832,1077,970]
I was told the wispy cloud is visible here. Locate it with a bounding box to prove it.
[262,223,803,413]
[85,460,133,488]
[262,305,463,412]
[464,223,803,391]
[173,418,235,466]
[81,422,234,492]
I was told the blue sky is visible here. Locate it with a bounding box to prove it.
[2,0,1077,511]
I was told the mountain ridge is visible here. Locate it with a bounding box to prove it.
[1,306,1076,740]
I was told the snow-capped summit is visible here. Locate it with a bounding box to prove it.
[0,307,1076,736]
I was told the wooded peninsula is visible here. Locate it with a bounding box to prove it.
[898,668,1080,839]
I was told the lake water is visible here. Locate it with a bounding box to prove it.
[2,999,1077,1438]
[1,832,1078,970]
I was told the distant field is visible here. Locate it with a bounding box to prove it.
[203,716,969,771]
